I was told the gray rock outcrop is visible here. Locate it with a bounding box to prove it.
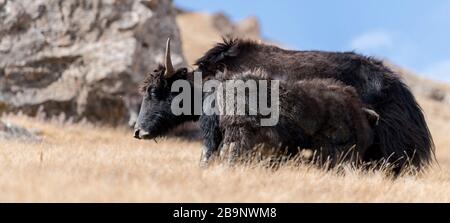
[0,0,186,125]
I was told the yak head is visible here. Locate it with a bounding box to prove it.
[134,38,195,140]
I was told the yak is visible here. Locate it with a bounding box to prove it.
[214,72,380,167]
[135,38,434,173]
[194,38,434,172]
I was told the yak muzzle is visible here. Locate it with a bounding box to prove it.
[134,129,152,140]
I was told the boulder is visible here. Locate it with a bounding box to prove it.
[0,0,186,125]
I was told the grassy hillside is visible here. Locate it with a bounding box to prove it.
[1,95,449,202]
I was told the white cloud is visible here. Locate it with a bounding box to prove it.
[349,30,394,51]
[422,59,450,82]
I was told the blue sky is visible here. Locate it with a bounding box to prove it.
[174,0,450,82]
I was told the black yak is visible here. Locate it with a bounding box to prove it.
[135,38,434,173]
[214,72,380,167]
[194,38,435,172]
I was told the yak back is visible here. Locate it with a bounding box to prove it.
[195,38,387,105]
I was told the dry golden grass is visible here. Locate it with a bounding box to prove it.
[1,95,450,202]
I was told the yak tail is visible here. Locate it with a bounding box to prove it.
[369,78,435,172]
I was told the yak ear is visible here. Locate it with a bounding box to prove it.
[363,108,380,127]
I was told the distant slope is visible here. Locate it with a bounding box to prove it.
[176,11,261,65]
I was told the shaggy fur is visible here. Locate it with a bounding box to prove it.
[195,38,435,172]
[214,73,379,167]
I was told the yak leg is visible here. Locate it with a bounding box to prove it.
[221,128,256,165]
[199,114,222,167]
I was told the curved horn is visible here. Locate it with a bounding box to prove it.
[164,37,175,77]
